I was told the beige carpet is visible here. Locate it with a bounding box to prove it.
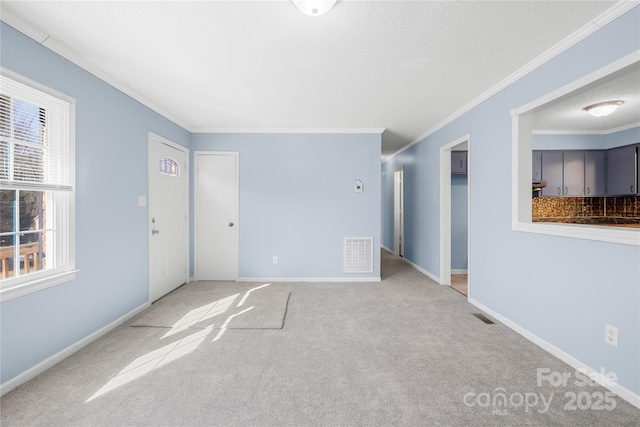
[2,251,639,426]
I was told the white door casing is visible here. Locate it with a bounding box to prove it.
[195,152,238,280]
[148,134,188,302]
[439,134,470,291]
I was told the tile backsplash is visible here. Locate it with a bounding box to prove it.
[532,195,640,224]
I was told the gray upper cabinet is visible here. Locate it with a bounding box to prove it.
[606,144,637,195]
[540,151,563,196]
[562,151,584,196]
[535,145,637,197]
[532,151,542,181]
[584,151,606,196]
[451,151,467,174]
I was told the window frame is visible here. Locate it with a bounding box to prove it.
[510,51,640,247]
[0,68,76,301]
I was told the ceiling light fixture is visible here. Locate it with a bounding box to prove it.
[584,100,624,117]
[292,0,337,16]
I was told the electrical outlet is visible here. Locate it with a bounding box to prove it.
[273,256,278,264]
[605,324,618,348]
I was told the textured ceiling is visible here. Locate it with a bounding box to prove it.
[532,61,640,132]
[0,1,623,157]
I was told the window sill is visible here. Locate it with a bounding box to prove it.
[513,221,640,246]
[0,270,78,302]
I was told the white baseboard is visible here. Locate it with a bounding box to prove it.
[381,245,393,254]
[0,301,151,397]
[401,257,442,284]
[237,277,381,283]
[451,269,468,275]
[469,297,640,410]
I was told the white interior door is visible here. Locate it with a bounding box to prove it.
[195,152,238,280]
[148,135,188,301]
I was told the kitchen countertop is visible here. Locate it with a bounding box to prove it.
[595,223,640,228]
[533,217,640,228]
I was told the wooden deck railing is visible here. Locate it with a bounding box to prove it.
[0,242,42,279]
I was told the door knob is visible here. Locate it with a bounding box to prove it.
[229,222,234,227]
[152,229,160,235]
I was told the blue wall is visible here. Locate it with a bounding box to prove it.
[382,7,640,395]
[532,133,605,150]
[0,22,190,384]
[190,133,381,280]
[1,5,638,400]
[451,174,468,270]
[0,21,382,386]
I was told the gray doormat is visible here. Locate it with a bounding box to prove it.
[130,282,290,332]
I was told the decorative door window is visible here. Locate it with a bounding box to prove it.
[159,157,179,177]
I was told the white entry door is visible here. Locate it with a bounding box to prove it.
[148,135,188,302]
[195,152,238,280]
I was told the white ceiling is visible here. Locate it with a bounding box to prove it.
[532,61,640,133]
[0,1,624,157]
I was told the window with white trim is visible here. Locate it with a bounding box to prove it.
[0,69,75,301]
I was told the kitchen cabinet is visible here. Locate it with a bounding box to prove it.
[532,151,542,181]
[540,151,563,196]
[562,151,584,196]
[606,144,637,195]
[535,144,638,197]
[539,150,604,197]
[451,151,467,174]
[584,151,606,196]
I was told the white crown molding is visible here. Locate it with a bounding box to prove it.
[533,122,640,135]
[3,1,637,153]
[0,12,193,133]
[604,121,640,134]
[2,11,386,138]
[192,128,386,135]
[382,1,640,164]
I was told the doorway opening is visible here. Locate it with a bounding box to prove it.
[393,167,404,257]
[439,135,470,297]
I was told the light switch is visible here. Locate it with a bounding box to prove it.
[138,196,147,207]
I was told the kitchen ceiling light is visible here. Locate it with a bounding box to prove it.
[584,100,624,117]
[292,0,337,16]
